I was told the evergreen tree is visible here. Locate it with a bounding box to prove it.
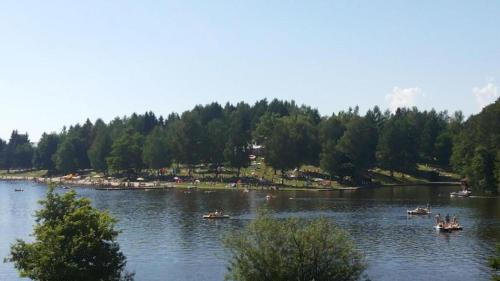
[320,140,353,181]
[106,130,144,175]
[33,133,60,171]
[451,99,499,193]
[376,111,418,176]
[0,138,6,169]
[142,127,171,170]
[259,117,298,183]
[224,103,252,177]
[335,117,378,181]
[5,131,34,171]
[469,146,495,193]
[88,121,112,173]
[54,136,80,174]
[206,118,228,172]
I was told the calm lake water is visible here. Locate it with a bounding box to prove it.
[1,181,499,281]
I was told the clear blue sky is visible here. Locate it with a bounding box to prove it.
[1,0,499,141]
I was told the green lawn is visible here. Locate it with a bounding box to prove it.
[0,169,47,177]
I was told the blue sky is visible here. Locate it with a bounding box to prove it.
[1,0,499,141]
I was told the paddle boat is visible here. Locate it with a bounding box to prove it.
[407,206,431,215]
[451,180,472,197]
[14,188,24,192]
[450,189,471,198]
[434,214,463,232]
[435,223,463,232]
[203,211,230,219]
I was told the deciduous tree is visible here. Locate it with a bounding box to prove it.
[5,187,133,281]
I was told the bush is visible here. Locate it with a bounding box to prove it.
[224,212,366,281]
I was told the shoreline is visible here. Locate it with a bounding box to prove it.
[0,175,461,192]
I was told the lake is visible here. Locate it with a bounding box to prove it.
[1,181,499,281]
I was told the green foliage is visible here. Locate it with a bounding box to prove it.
[167,111,207,169]
[142,127,171,169]
[54,136,80,174]
[452,100,499,193]
[434,130,453,166]
[5,130,34,170]
[490,244,500,281]
[33,133,60,171]
[3,98,497,189]
[418,110,447,162]
[106,130,144,173]
[320,140,353,180]
[5,186,133,281]
[256,115,319,181]
[376,112,418,176]
[224,212,366,281]
[224,103,252,176]
[88,121,112,172]
[0,138,7,168]
[335,117,378,180]
[469,146,496,193]
[206,118,228,167]
[257,116,298,176]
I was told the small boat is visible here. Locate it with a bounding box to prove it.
[203,213,230,219]
[435,224,463,232]
[451,179,472,197]
[450,190,471,198]
[266,194,276,200]
[14,189,24,192]
[407,207,431,215]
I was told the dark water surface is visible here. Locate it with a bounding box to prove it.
[1,181,499,281]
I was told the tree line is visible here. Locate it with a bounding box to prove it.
[0,98,498,193]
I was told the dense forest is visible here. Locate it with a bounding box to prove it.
[0,98,499,193]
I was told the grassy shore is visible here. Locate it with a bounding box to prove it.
[0,169,48,178]
[0,162,461,191]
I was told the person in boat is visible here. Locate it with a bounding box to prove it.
[435,213,441,225]
[445,214,450,224]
